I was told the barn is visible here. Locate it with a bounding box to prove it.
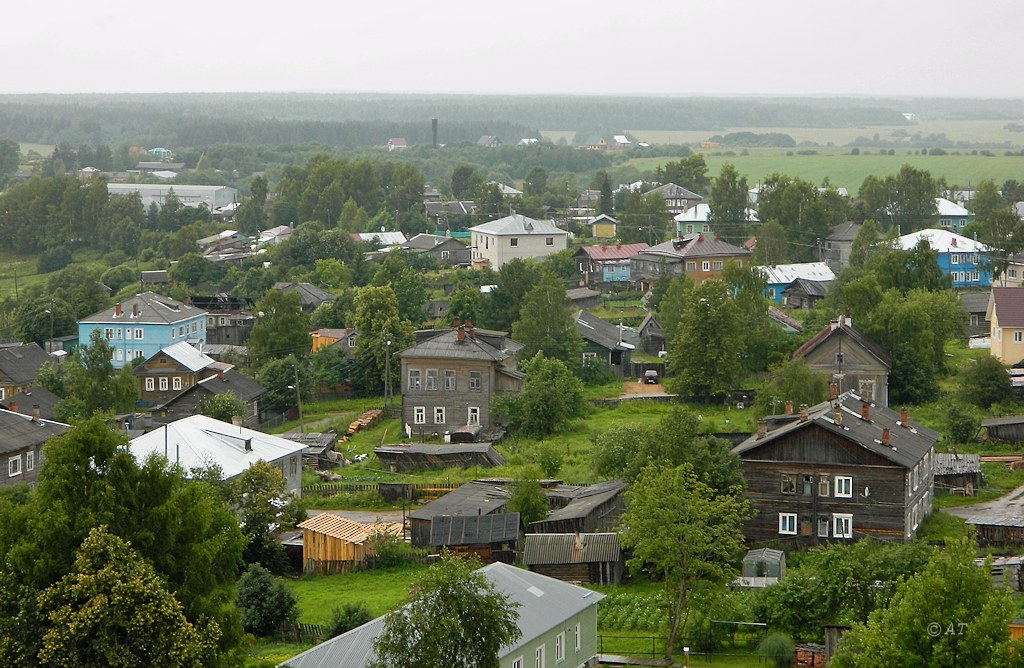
[522,533,624,585]
[297,513,402,575]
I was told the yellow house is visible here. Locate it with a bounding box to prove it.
[310,328,356,353]
[588,214,618,239]
[988,288,1024,364]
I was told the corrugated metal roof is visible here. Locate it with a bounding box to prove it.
[756,262,835,285]
[410,481,511,520]
[576,242,647,261]
[469,214,564,236]
[934,453,981,476]
[896,228,990,253]
[79,292,205,325]
[522,533,621,565]
[156,341,215,372]
[279,562,605,668]
[575,310,634,352]
[397,328,520,362]
[429,513,521,546]
[535,480,626,523]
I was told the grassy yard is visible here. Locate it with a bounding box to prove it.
[280,563,424,625]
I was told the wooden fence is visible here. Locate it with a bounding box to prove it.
[301,481,461,497]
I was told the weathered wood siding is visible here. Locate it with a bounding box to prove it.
[301,528,373,575]
[528,561,623,585]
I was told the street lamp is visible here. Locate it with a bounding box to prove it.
[287,375,304,434]
[683,646,690,668]
[43,303,54,353]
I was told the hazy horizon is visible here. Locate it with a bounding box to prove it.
[4,0,1024,100]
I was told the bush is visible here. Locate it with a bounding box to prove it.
[536,443,564,477]
[235,564,298,637]
[758,632,795,668]
[372,532,421,567]
[38,246,73,274]
[947,405,980,443]
[327,602,374,638]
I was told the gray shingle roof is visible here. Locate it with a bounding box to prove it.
[410,480,511,520]
[0,386,61,420]
[0,343,51,384]
[193,369,265,402]
[0,409,69,456]
[273,282,337,308]
[469,214,566,236]
[574,310,633,352]
[638,234,749,260]
[397,329,521,363]
[534,480,626,523]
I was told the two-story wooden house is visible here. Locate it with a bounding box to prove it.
[133,341,221,407]
[733,393,937,545]
[0,343,52,401]
[397,321,524,437]
[573,243,648,286]
[1,408,68,488]
[629,233,751,290]
[78,292,208,369]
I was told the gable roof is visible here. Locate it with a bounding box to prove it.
[424,200,475,217]
[298,513,401,544]
[936,197,970,217]
[429,513,521,546]
[588,214,619,226]
[767,307,803,333]
[79,292,205,325]
[0,385,61,420]
[644,182,702,201]
[638,234,750,260]
[0,408,69,455]
[141,341,215,373]
[733,392,937,470]
[783,278,830,299]
[990,287,1024,328]
[401,233,464,251]
[522,533,622,565]
[896,228,990,253]
[575,310,633,352]
[0,343,51,384]
[189,368,265,402]
[410,480,511,520]
[959,291,990,315]
[574,242,647,262]
[534,480,626,525]
[756,262,835,285]
[397,328,522,363]
[279,562,604,668]
[469,214,565,236]
[791,317,891,368]
[827,221,863,243]
[350,231,408,246]
[273,282,337,307]
[129,415,303,479]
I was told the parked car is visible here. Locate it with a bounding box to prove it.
[643,369,659,384]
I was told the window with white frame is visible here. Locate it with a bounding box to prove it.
[444,370,456,390]
[159,377,168,391]
[835,476,853,498]
[135,329,143,340]
[469,371,481,391]
[179,326,185,337]
[703,224,711,233]
[512,658,524,668]
[441,250,450,259]
[134,350,144,359]
[9,455,22,477]
[702,261,711,271]
[973,271,980,281]
[116,349,124,361]
[434,407,445,424]
[105,328,114,340]
[172,377,182,391]
[126,328,134,340]
[1015,331,1024,344]
[408,369,421,390]
[27,450,34,471]
[468,406,480,425]
[145,378,155,392]
[582,352,598,362]
[555,632,565,661]
[779,513,797,535]
[833,513,853,539]
[818,516,829,537]
[535,645,545,668]
[510,237,519,247]
[414,406,426,424]
[685,261,696,272]
[1011,268,1019,279]
[425,369,437,390]
[951,253,960,264]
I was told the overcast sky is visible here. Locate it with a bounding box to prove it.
[3,0,1022,98]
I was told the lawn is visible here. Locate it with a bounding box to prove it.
[280,563,424,625]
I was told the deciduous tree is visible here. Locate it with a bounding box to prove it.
[494,353,585,438]
[666,280,742,400]
[247,290,311,364]
[511,273,583,365]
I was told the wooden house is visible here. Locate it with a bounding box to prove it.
[374,443,505,472]
[522,532,624,585]
[588,214,619,239]
[0,386,61,421]
[297,513,403,575]
[428,513,520,563]
[782,278,831,310]
[575,310,633,377]
[152,368,265,428]
[792,316,891,406]
[960,291,991,338]
[530,480,626,534]
[0,408,69,489]
[133,341,220,407]
[0,343,52,401]
[732,393,937,545]
[409,480,511,547]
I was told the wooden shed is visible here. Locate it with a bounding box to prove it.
[429,513,520,563]
[934,453,983,494]
[297,513,402,575]
[409,481,511,547]
[982,416,1024,444]
[529,480,626,534]
[522,533,624,585]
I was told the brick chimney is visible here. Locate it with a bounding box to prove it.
[465,318,475,339]
[114,302,122,317]
[900,407,909,427]
[756,419,767,440]
[833,405,842,426]
[784,401,793,415]
[31,404,40,421]
[456,326,465,343]
[452,318,461,328]
[217,370,225,381]
[799,404,808,422]
[861,400,870,421]
[7,401,17,414]
[132,303,139,318]
[882,428,890,446]
[829,382,838,400]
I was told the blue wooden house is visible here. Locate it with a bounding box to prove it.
[755,262,836,304]
[78,292,208,369]
[896,229,992,289]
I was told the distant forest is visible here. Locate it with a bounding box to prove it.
[5,93,1017,148]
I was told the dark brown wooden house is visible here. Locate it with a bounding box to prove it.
[732,393,937,546]
[428,513,520,563]
[522,533,624,585]
[152,368,265,428]
[782,278,830,310]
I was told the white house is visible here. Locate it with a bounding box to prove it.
[674,202,759,236]
[129,415,304,494]
[470,214,569,270]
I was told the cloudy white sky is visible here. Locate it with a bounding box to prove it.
[3,0,1021,98]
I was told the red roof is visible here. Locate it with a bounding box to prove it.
[577,243,649,261]
[992,287,1024,328]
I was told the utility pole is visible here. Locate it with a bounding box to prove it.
[383,337,393,409]
[292,366,305,433]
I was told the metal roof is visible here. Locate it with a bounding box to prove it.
[575,310,633,352]
[429,513,521,546]
[756,262,835,285]
[469,214,565,236]
[637,234,750,260]
[522,533,621,565]
[574,242,648,262]
[397,328,521,363]
[733,392,937,470]
[0,343,51,384]
[991,288,1024,328]
[79,292,205,325]
[409,480,511,520]
[896,228,990,253]
[534,480,626,523]
[148,341,215,373]
[279,562,605,668]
